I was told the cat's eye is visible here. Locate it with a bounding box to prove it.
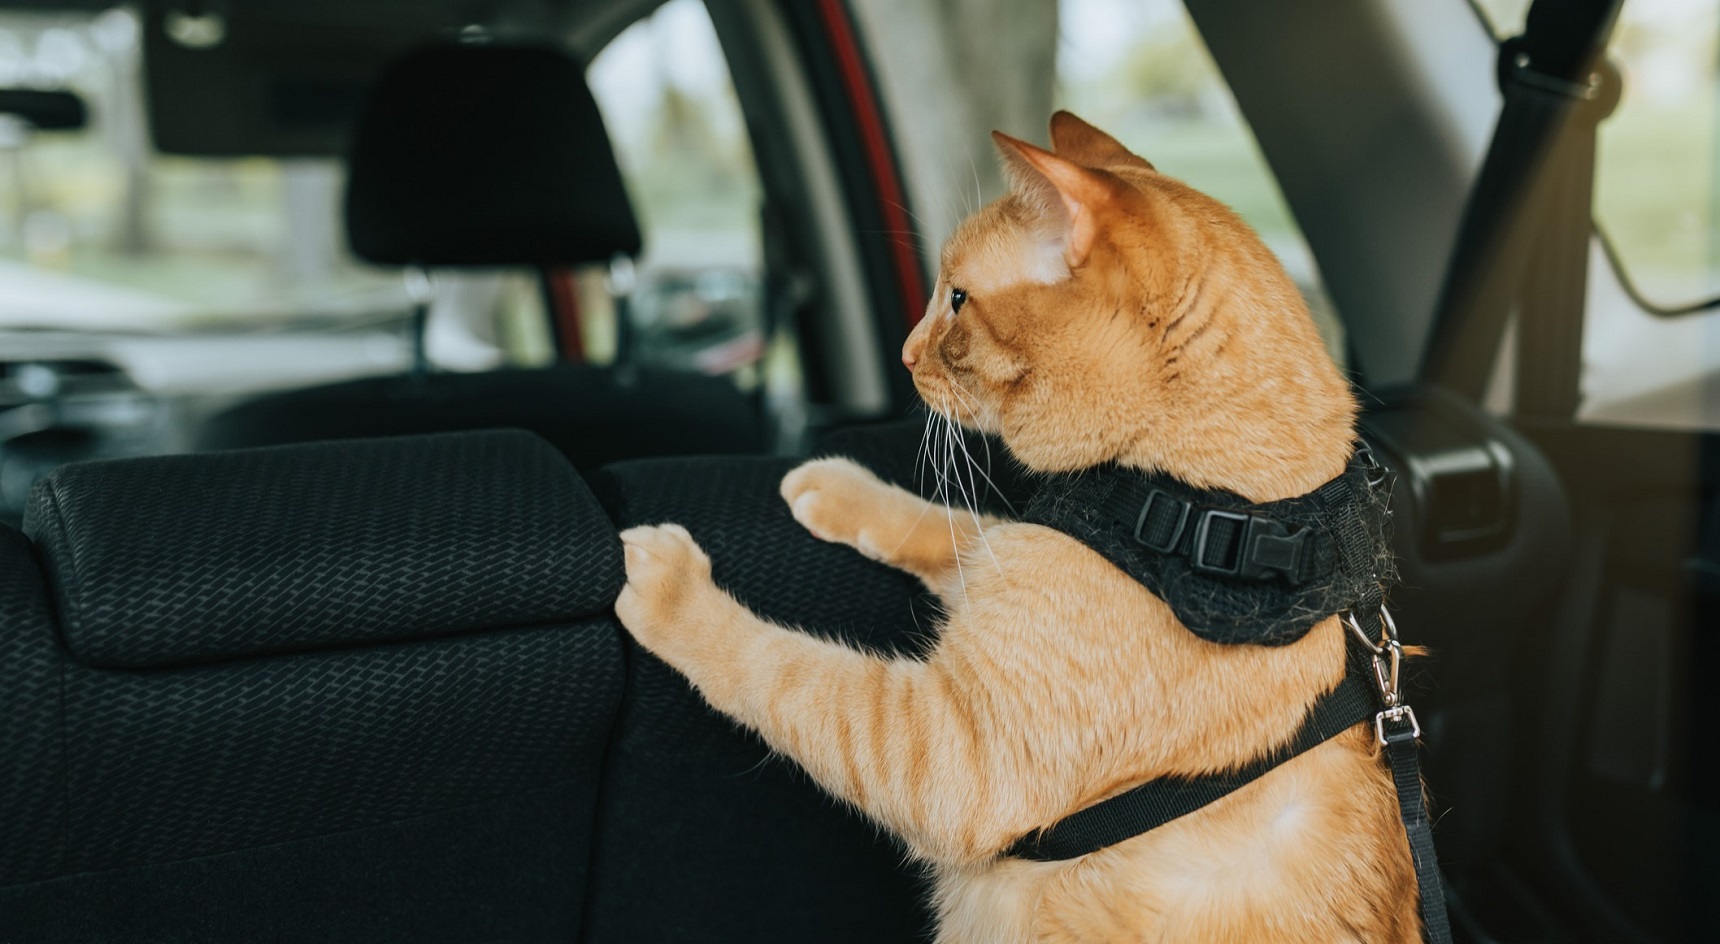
[950,287,968,315]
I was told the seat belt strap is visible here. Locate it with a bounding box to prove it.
[1420,0,1622,399]
[1513,58,1617,417]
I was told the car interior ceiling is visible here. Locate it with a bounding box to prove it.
[1,1,1713,943]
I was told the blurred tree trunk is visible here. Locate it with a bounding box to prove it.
[850,0,1059,263]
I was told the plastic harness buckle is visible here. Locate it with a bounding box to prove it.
[1188,509,1311,584]
[1132,489,1192,553]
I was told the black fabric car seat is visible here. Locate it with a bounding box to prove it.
[0,430,627,942]
[194,42,764,466]
[0,423,955,943]
[582,453,937,942]
[577,420,1035,943]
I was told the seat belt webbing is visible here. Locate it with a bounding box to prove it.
[1420,0,1623,404]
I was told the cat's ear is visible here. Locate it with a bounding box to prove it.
[1048,111,1154,172]
[992,130,1114,268]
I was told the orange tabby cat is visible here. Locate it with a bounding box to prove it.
[615,111,1420,943]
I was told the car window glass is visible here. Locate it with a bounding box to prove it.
[585,0,771,388]
[1577,0,1720,430]
[0,8,395,332]
[1469,0,1531,37]
[0,8,547,378]
[1485,0,1720,309]
[1453,1,1720,430]
[1054,0,1346,366]
[1593,0,1719,310]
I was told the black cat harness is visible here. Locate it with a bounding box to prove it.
[1008,445,1453,944]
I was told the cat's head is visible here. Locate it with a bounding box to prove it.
[903,112,1355,502]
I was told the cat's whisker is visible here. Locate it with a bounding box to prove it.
[936,409,993,598]
[916,406,937,494]
[879,199,927,229]
[925,411,958,532]
[884,490,942,565]
[975,425,1009,513]
[932,406,970,605]
[927,409,952,502]
[942,378,1019,516]
[944,398,1005,573]
[965,150,984,216]
[933,395,989,533]
[940,406,975,520]
[886,408,947,565]
[941,396,980,511]
[915,402,942,495]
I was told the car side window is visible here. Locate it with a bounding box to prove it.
[1054,0,1346,367]
[585,0,772,389]
[1593,1,1718,311]
[1474,0,1718,430]
[1577,0,1720,430]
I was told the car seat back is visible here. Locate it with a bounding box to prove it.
[0,430,627,942]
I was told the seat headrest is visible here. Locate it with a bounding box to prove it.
[344,42,641,267]
[24,430,624,669]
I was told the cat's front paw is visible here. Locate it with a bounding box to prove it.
[781,457,890,556]
[616,523,718,651]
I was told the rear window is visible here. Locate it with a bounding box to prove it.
[0,3,769,392]
[0,9,412,332]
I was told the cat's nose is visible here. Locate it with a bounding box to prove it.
[902,318,930,370]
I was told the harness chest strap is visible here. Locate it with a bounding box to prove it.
[1006,449,1453,944]
[1003,662,1379,862]
[1002,630,1451,944]
[1019,450,1392,647]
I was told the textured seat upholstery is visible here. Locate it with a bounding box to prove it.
[0,525,63,886]
[583,454,938,943]
[0,431,627,942]
[0,417,1017,942]
[31,430,619,668]
[576,419,1029,943]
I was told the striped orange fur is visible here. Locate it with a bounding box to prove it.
[616,111,1420,943]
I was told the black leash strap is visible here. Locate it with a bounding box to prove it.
[1348,606,1453,944]
[1384,713,1452,944]
[1006,668,1377,861]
